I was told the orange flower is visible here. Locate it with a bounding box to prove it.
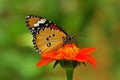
[37,44,96,67]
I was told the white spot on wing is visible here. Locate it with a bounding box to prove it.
[37,27,40,29]
[33,19,46,27]
[49,21,51,23]
[38,19,46,24]
[45,23,49,26]
[26,16,30,18]
[34,23,39,27]
[32,28,35,30]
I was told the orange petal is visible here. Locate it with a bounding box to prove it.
[36,57,54,67]
[74,53,88,61]
[86,55,96,67]
[78,48,96,54]
[64,43,76,47]
[41,52,58,58]
[41,52,64,60]
[74,48,96,67]
[74,54,96,67]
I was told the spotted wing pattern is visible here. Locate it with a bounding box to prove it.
[26,15,67,53]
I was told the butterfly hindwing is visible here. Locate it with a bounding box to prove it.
[26,15,67,53]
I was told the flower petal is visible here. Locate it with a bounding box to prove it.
[78,48,96,54]
[74,48,96,67]
[37,44,96,67]
[37,57,54,67]
[41,52,64,59]
[85,55,96,67]
[74,54,96,67]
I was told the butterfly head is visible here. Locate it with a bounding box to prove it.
[63,35,74,43]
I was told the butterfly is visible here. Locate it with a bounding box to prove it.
[26,15,74,53]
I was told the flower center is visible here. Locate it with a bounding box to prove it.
[58,44,79,59]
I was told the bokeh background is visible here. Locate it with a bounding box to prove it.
[0,0,120,80]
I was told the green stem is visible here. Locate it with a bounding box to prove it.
[65,68,74,80]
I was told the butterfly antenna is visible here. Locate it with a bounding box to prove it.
[74,34,87,37]
[73,34,87,45]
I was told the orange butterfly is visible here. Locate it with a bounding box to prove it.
[26,15,74,53]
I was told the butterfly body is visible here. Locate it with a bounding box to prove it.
[26,15,74,53]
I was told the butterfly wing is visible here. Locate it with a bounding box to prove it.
[26,15,67,53]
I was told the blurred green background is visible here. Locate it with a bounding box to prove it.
[0,0,120,80]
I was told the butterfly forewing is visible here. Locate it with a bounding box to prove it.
[26,15,67,53]
[35,27,66,53]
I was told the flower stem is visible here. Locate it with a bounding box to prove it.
[65,68,74,80]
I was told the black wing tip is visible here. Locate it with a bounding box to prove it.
[26,15,34,19]
[25,15,41,27]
